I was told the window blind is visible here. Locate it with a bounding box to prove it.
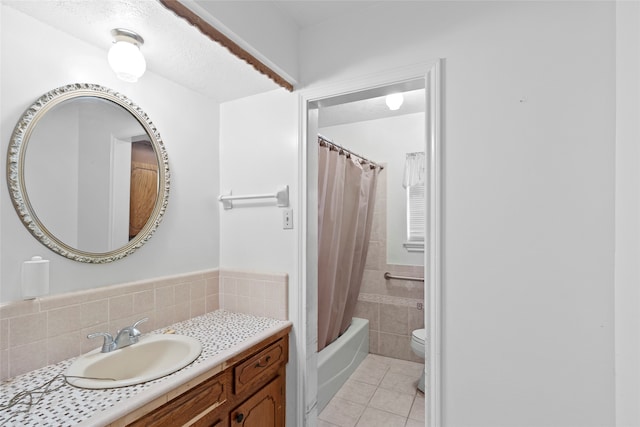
[407,183,426,242]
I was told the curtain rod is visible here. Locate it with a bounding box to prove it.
[318,134,384,170]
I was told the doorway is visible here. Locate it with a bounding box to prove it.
[298,59,443,427]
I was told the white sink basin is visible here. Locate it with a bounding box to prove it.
[65,334,202,389]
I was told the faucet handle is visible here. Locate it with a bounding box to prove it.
[132,317,148,330]
[127,317,149,343]
[87,331,116,353]
[131,317,148,336]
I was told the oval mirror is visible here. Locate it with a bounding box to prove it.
[7,83,170,263]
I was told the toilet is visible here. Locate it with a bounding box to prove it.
[410,328,426,392]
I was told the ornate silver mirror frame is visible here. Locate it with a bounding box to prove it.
[6,83,170,263]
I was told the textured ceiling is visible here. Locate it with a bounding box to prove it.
[4,0,281,102]
[5,0,424,126]
[272,1,380,28]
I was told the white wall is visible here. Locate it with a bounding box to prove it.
[219,90,298,274]
[615,2,640,426]
[0,6,220,302]
[219,89,299,426]
[25,104,80,247]
[299,2,616,426]
[76,104,132,252]
[319,113,425,266]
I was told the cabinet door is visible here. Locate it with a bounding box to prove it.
[230,376,284,427]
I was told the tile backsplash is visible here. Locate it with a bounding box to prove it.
[0,268,288,381]
[219,269,288,321]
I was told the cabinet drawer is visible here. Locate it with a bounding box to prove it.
[128,371,230,427]
[234,338,286,394]
[191,412,227,427]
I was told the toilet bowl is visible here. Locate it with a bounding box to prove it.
[410,328,426,392]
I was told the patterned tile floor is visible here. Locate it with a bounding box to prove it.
[318,354,425,427]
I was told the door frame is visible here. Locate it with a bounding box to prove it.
[296,59,444,426]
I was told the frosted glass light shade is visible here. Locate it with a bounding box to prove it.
[385,93,404,111]
[108,41,146,83]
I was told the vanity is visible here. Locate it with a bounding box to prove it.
[0,310,292,427]
[122,326,289,427]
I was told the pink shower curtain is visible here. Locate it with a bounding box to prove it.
[317,139,379,352]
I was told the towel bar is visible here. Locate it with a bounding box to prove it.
[218,185,289,210]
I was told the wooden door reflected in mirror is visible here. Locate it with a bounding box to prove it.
[129,139,159,240]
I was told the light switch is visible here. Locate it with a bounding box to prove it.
[283,209,293,229]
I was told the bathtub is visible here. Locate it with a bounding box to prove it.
[317,317,369,412]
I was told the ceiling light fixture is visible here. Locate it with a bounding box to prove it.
[385,93,404,111]
[108,28,146,83]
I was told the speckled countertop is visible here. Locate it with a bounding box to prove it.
[0,310,291,427]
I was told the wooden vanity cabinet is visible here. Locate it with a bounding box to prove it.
[125,328,289,427]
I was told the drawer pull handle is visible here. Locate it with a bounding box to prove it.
[235,412,244,423]
[255,355,271,368]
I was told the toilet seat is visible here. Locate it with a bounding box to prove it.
[411,328,426,345]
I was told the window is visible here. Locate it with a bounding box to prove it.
[404,182,425,251]
[403,152,425,252]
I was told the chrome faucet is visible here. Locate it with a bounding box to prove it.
[87,317,148,353]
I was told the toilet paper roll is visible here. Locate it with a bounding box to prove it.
[22,256,49,300]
